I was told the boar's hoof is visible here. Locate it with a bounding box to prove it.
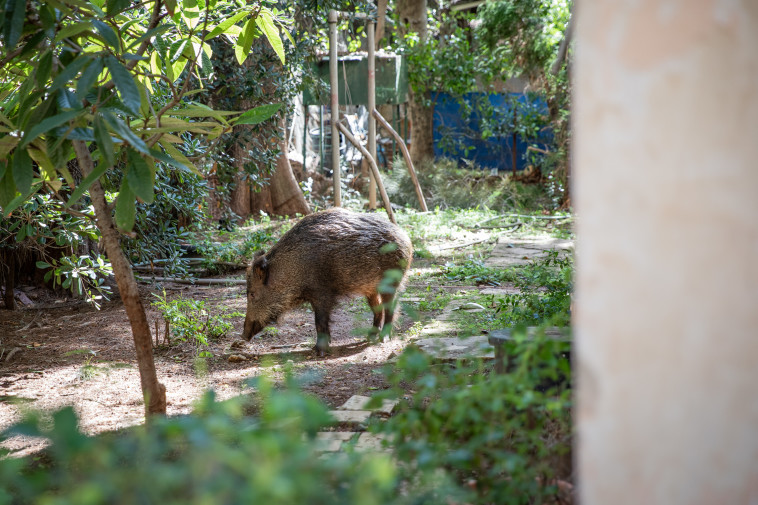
[313,346,330,357]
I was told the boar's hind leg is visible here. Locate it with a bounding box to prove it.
[312,298,336,356]
[367,293,384,333]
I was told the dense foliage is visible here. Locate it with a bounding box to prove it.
[0,376,465,505]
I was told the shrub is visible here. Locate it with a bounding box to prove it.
[0,376,465,505]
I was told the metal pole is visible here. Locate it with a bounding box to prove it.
[302,104,307,174]
[372,108,428,211]
[329,9,341,207]
[367,17,377,210]
[319,106,324,173]
[336,122,396,224]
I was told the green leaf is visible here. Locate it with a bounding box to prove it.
[114,181,136,231]
[92,19,120,51]
[36,261,51,269]
[19,109,83,149]
[106,56,140,114]
[106,0,130,16]
[0,167,18,211]
[20,30,46,59]
[51,54,91,92]
[4,0,27,48]
[235,17,258,65]
[256,11,285,64]
[157,141,201,176]
[94,114,115,167]
[55,21,93,42]
[36,50,53,87]
[102,110,150,155]
[4,184,37,219]
[203,11,249,41]
[235,103,282,125]
[65,155,110,208]
[12,149,32,195]
[76,59,104,101]
[125,149,154,204]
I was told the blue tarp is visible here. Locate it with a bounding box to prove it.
[432,92,551,171]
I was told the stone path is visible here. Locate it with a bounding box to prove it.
[485,236,573,267]
[412,233,574,362]
[315,395,398,454]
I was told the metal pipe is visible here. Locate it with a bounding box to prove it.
[367,18,377,210]
[328,9,340,206]
[372,108,428,211]
[336,121,396,224]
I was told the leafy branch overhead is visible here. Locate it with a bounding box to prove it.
[0,0,287,228]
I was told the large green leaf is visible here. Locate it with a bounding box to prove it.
[106,56,141,114]
[125,149,154,204]
[114,181,136,231]
[36,50,53,87]
[102,110,150,155]
[92,19,120,51]
[256,10,285,64]
[235,17,258,65]
[235,103,282,125]
[4,0,27,48]
[76,59,104,101]
[203,11,249,41]
[19,109,83,149]
[50,54,91,92]
[0,166,17,211]
[106,0,130,16]
[12,149,32,195]
[93,113,115,167]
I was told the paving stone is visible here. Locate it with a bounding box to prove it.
[313,432,355,452]
[415,335,495,360]
[338,395,398,414]
[328,410,372,424]
[353,433,390,452]
[485,236,574,268]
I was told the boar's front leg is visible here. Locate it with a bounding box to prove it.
[312,297,336,356]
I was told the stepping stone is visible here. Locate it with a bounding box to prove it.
[415,335,495,360]
[328,410,372,424]
[313,432,355,452]
[353,433,390,452]
[338,395,398,415]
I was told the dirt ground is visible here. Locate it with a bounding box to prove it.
[0,275,418,458]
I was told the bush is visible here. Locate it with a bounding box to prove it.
[376,332,572,505]
[151,290,241,356]
[0,376,465,505]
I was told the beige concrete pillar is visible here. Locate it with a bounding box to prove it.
[574,2,758,504]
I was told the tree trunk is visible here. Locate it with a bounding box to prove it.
[249,119,310,217]
[397,0,434,166]
[375,0,388,50]
[72,140,167,417]
[2,252,15,310]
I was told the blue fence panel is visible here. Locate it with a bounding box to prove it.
[432,92,550,171]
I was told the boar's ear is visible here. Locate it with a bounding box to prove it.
[252,256,269,285]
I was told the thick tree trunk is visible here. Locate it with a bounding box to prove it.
[396,0,435,166]
[72,140,166,417]
[249,120,310,217]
